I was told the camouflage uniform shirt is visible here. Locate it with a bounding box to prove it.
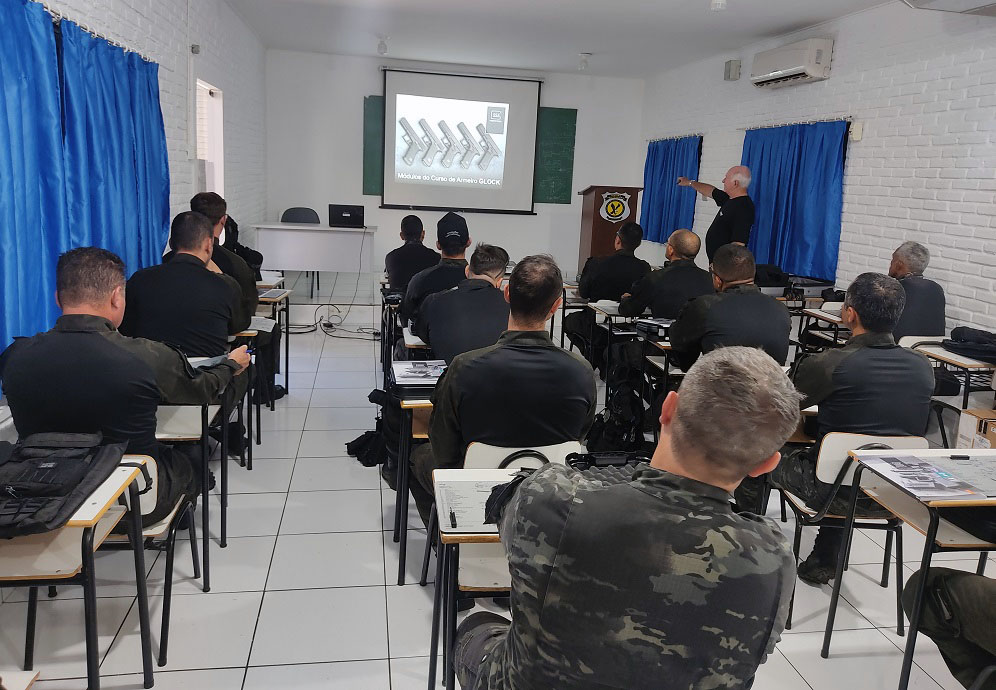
[475,463,796,690]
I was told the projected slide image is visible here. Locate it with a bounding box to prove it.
[395,94,508,189]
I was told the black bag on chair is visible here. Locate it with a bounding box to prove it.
[0,433,126,538]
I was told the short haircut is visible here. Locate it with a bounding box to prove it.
[894,241,930,275]
[508,254,562,323]
[169,212,214,252]
[469,243,509,279]
[844,272,906,333]
[401,215,423,240]
[617,222,644,251]
[56,247,126,307]
[712,244,755,282]
[190,192,227,226]
[668,229,701,260]
[672,347,801,482]
[731,167,752,189]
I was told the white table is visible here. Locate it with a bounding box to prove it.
[252,223,376,273]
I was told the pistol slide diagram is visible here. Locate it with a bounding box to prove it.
[399,117,501,171]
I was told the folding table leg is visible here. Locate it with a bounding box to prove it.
[444,545,459,690]
[81,529,100,690]
[397,411,413,585]
[24,586,38,671]
[427,538,447,690]
[124,482,154,687]
[201,405,211,593]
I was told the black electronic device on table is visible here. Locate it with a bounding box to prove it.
[329,204,365,228]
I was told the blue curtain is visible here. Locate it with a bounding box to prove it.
[0,0,67,350]
[640,136,701,243]
[60,20,170,275]
[742,121,848,281]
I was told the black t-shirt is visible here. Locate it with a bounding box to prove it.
[705,190,755,262]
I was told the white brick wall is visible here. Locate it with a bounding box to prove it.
[640,3,996,331]
[41,0,266,224]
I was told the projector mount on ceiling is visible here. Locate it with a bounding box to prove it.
[900,0,996,16]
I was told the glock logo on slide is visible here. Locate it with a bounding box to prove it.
[398,118,502,170]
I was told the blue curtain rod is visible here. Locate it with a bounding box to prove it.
[739,116,852,132]
[646,133,704,143]
[40,1,153,62]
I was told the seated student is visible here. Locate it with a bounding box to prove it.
[903,568,996,690]
[413,243,510,364]
[453,347,798,690]
[618,228,713,318]
[889,240,946,340]
[0,248,250,526]
[669,244,790,370]
[401,212,471,325]
[738,272,934,585]
[190,192,285,402]
[564,222,651,372]
[408,254,597,524]
[385,214,440,292]
[120,211,246,357]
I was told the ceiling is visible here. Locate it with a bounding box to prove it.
[228,0,893,77]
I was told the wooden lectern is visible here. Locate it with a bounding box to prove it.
[576,185,643,275]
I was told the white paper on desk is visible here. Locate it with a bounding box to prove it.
[250,316,277,332]
[187,354,228,369]
[435,469,519,533]
[862,455,987,501]
[392,360,446,386]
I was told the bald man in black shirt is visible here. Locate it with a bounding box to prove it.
[619,229,713,319]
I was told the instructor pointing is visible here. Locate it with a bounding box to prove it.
[677,166,755,263]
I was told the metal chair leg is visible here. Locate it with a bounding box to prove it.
[159,522,179,667]
[935,405,949,449]
[786,519,803,631]
[978,552,988,576]
[81,529,100,690]
[882,528,894,587]
[24,586,38,671]
[420,506,437,587]
[187,504,201,580]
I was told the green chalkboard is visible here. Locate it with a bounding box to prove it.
[532,107,577,204]
[362,96,385,197]
[362,95,578,205]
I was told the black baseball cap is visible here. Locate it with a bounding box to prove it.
[437,212,469,243]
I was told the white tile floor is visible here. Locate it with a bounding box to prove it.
[0,289,990,689]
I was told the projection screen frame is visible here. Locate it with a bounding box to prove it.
[380,68,542,216]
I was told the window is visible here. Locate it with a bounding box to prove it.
[195,79,224,198]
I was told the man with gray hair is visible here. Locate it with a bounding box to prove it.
[453,347,798,690]
[678,165,755,262]
[889,240,946,340]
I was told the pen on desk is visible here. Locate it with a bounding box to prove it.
[950,454,970,459]
[449,510,457,529]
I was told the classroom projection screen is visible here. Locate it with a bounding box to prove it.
[382,69,541,214]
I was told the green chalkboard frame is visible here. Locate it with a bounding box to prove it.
[362,95,577,206]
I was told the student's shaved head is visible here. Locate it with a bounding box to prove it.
[668,230,701,260]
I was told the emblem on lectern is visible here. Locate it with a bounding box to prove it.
[599,192,630,222]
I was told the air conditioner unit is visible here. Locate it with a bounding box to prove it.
[751,38,834,89]
[901,0,996,16]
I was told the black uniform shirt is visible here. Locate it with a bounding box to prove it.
[0,314,238,458]
[211,241,258,326]
[385,241,440,292]
[669,284,790,370]
[428,330,597,472]
[894,275,946,341]
[413,279,510,364]
[705,190,755,262]
[120,253,241,356]
[402,257,468,324]
[618,259,714,318]
[577,250,651,302]
[794,331,934,438]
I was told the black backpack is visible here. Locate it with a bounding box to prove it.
[0,433,126,539]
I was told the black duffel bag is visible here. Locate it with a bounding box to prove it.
[0,433,125,539]
[942,326,996,365]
